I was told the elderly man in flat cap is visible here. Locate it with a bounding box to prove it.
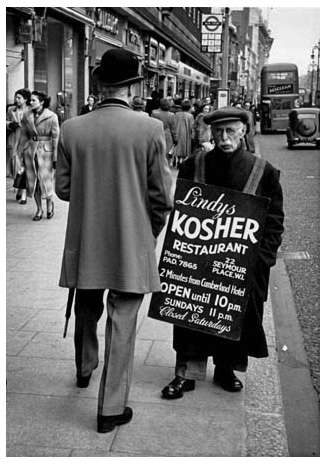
[55,48,173,432]
[162,106,284,399]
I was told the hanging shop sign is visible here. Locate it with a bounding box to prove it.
[94,8,124,43]
[148,178,269,341]
[126,27,143,55]
[144,37,159,68]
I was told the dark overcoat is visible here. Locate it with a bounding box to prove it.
[55,99,173,293]
[173,145,284,370]
[151,109,178,153]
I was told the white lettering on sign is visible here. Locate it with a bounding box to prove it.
[171,210,259,243]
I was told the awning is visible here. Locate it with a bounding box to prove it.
[51,7,95,26]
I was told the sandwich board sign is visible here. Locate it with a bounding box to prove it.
[148,178,270,341]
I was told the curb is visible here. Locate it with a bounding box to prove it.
[270,260,320,456]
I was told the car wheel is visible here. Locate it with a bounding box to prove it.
[316,141,320,150]
[287,140,293,149]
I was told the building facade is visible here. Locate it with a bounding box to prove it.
[6,7,273,117]
[6,7,214,120]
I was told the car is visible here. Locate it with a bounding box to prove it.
[286,108,320,149]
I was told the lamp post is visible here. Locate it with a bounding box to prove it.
[221,7,230,89]
[312,41,320,107]
[310,51,315,107]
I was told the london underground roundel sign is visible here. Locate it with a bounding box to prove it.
[202,15,221,32]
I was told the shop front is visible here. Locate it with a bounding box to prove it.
[177,61,210,101]
[89,9,144,99]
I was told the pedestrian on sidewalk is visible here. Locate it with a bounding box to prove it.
[79,94,97,115]
[161,107,284,400]
[131,96,148,115]
[55,48,173,433]
[174,99,194,168]
[193,102,213,152]
[6,88,31,203]
[17,91,59,220]
[152,98,178,167]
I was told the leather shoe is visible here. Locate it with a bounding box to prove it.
[32,211,43,221]
[19,199,27,205]
[97,407,133,433]
[161,376,195,399]
[76,373,92,388]
[213,367,243,392]
[47,201,54,219]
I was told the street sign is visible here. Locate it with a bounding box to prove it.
[201,13,223,53]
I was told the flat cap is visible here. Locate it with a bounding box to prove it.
[203,106,249,125]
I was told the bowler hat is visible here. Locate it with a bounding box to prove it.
[203,106,249,125]
[92,48,143,86]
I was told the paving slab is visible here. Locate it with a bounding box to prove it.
[112,401,246,456]
[137,315,173,341]
[6,393,115,451]
[6,330,36,356]
[6,306,40,331]
[144,340,175,367]
[7,444,73,457]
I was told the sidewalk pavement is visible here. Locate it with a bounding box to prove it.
[6,176,289,457]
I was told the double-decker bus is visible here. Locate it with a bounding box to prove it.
[260,63,299,132]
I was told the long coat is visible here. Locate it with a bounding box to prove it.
[18,108,59,198]
[151,109,178,154]
[6,105,29,177]
[193,112,212,148]
[55,99,173,293]
[174,111,194,159]
[174,146,284,370]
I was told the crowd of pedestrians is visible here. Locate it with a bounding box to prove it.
[7,82,259,217]
[6,89,59,219]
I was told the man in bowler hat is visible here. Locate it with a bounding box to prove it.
[161,107,284,399]
[55,48,173,432]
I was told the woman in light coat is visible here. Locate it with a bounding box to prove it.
[193,103,213,152]
[6,88,31,203]
[174,99,194,168]
[18,91,59,221]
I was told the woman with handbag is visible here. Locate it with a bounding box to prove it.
[6,88,31,204]
[17,91,59,221]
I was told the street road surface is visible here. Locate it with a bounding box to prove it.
[257,132,320,395]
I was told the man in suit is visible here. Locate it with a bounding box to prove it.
[161,107,284,400]
[55,48,173,432]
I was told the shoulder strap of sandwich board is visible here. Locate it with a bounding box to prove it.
[193,149,206,183]
[242,155,266,195]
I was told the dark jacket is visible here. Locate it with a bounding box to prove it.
[173,145,284,370]
[79,104,94,115]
